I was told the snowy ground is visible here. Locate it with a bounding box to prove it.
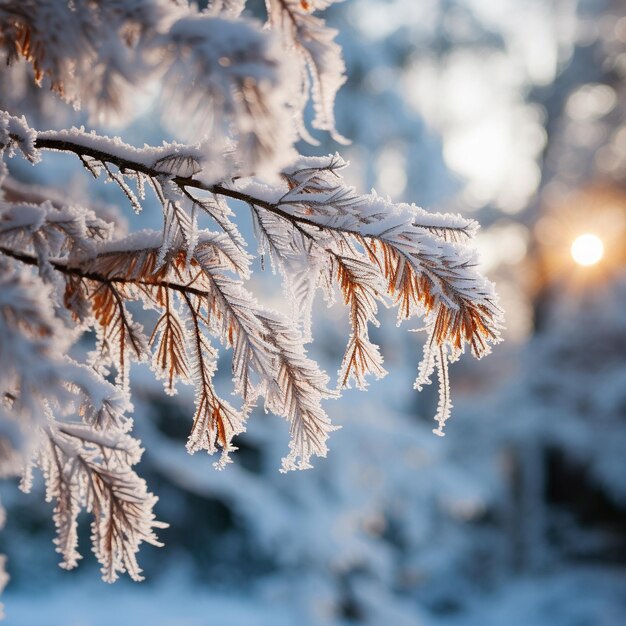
[5,566,626,626]
[5,579,295,626]
[442,566,626,626]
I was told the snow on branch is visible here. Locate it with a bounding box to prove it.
[228,156,502,432]
[0,0,163,117]
[3,117,502,448]
[265,0,348,143]
[160,13,298,177]
[40,420,166,583]
[0,259,165,582]
[0,0,343,175]
[0,0,502,606]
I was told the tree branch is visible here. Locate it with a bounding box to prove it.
[32,135,461,239]
[0,245,212,300]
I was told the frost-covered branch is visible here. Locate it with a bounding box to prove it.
[0,0,502,610]
[3,117,502,440]
[0,259,165,584]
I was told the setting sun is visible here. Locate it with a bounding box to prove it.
[571,233,605,266]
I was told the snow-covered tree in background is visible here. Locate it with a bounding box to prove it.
[0,0,502,603]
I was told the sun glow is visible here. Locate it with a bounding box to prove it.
[571,233,605,266]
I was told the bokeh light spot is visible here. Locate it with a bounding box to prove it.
[571,233,604,266]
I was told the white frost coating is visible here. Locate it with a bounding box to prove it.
[0,111,40,165]
[0,0,165,117]
[0,260,164,582]
[230,153,502,434]
[160,14,298,178]
[265,0,348,144]
[257,312,338,472]
[37,127,206,176]
[0,0,346,174]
